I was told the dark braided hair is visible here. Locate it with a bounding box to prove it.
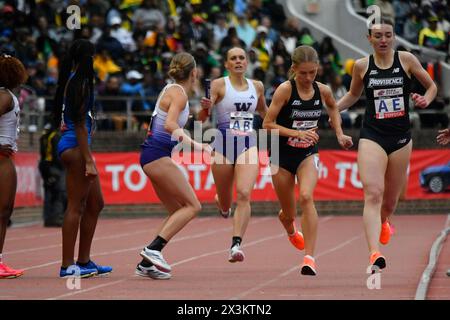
[52,39,95,128]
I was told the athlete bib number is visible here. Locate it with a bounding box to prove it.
[287,120,318,148]
[374,88,405,119]
[230,112,254,136]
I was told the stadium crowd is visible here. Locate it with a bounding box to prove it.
[0,0,448,131]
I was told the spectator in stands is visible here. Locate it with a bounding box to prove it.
[97,75,129,131]
[220,26,246,57]
[121,69,150,129]
[318,36,343,76]
[342,59,355,91]
[213,13,229,50]
[260,15,279,44]
[109,16,137,52]
[393,0,412,35]
[0,54,28,279]
[235,13,256,49]
[39,123,66,227]
[374,0,396,23]
[132,0,166,31]
[328,73,352,128]
[403,10,422,44]
[93,49,121,82]
[419,16,447,51]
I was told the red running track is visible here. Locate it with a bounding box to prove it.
[0,214,448,300]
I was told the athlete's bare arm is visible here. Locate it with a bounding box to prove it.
[165,86,210,152]
[197,78,225,122]
[253,80,268,119]
[263,81,319,143]
[399,51,437,108]
[319,83,353,150]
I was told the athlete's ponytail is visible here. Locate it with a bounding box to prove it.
[52,39,95,127]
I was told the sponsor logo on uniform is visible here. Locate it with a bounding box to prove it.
[314,100,320,106]
[369,70,378,75]
[392,68,400,74]
[368,77,403,88]
[250,95,255,99]
[374,87,403,98]
[290,109,322,119]
[397,138,407,144]
[292,100,302,106]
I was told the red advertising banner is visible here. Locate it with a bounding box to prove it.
[14,152,42,207]
[14,150,450,207]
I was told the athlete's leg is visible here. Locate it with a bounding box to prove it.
[233,147,259,238]
[77,175,104,263]
[0,157,16,253]
[296,155,319,257]
[357,139,388,254]
[270,165,296,235]
[60,148,93,267]
[381,141,412,222]
[143,158,201,241]
[211,152,235,213]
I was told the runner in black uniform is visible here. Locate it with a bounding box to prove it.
[264,45,353,276]
[336,19,437,271]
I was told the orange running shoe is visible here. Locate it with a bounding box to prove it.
[301,256,317,276]
[0,262,24,279]
[369,251,386,271]
[288,230,305,250]
[379,220,391,245]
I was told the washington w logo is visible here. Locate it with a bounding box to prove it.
[235,102,252,112]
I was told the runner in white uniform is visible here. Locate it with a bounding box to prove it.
[198,47,268,263]
[0,54,28,279]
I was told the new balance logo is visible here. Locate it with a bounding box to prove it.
[369,70,378,75]
[292,100,302,106]
[392,68,400,74]
[314,100,320,106]
[397,138,407,144]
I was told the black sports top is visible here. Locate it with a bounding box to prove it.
[276,79,323,149]
[362,51,412,135]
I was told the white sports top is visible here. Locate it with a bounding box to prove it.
[215,76,258,131]
[0,88,20,152]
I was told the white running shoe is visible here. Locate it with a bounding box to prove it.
[228,244,245,263]
[140,248,172,273]
[135,264,171,280]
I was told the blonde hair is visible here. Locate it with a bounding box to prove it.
[168,52,196,81]
[288,45,319,80]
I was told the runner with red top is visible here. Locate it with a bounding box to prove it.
[0,54,28,279]
[263,45,353,276]
[336,18,437,271]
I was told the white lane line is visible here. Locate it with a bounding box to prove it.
[6,216,213,241]
[22,217,272,271]
[229,233,364,300]
[415,214,450,300]
[46,217,332,300]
